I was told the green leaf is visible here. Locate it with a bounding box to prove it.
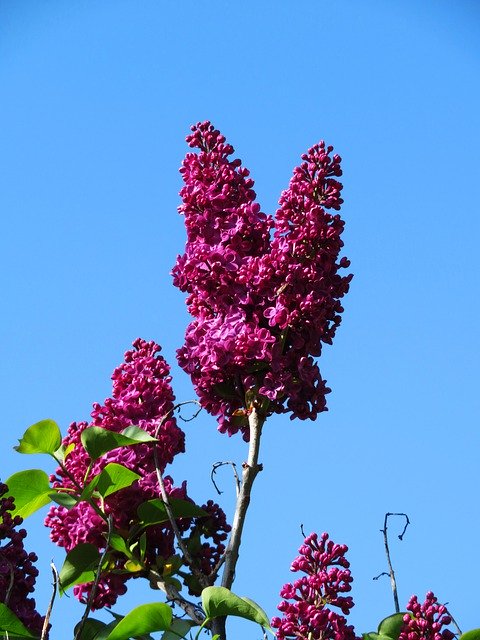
[59,543,100,593]
[363,634,394,640]
[4,469,52,519]
[0,603,37,638]
[201,586,271,629]
[14,419,62,455]
[74,618,108,640]
[104,603,172,640]
[48,491,79,509]
[95,463,140,498]
[81,426,157,460]
[460,631,480,640]
[378,613,407,640]
[138,498,207,527]
[160,618,194,640]
[108,532,133,558]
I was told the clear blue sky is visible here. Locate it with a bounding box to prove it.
[1,1,479,638]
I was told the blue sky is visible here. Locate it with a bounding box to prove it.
[1,1,479,637]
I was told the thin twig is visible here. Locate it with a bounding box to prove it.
[74,515,113,640]
[153,401,208,588]
[444,605,462,637]
[210,461,241,497]
[148,568,205,626]
[376,512,410,613]
[41,562,59,640]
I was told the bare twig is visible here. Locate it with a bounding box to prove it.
[444,605,462,637]
[210,461,241,497]
[41,563,59,640]
[148,568,205,626]
[153,401,208,588]
[74,515,113,640]
[375,512,410,613]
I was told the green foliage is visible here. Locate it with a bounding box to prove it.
[59,543,100,593]
[93,463,141,499]
[160,618,194,640]
[4,469,52,519]
[102,603,172,640]
[363,612,408,640]
[201,586,271,631]
[14,419,62,455]
[80,426,158,461]
[378,613,406,640]
[460,631,480,640]
[0,603,38,638]
[137,498,207,527]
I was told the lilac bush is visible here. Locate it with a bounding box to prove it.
[45,338,230,608]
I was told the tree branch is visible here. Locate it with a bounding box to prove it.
[211,407,265,640]
[148,568,205,626]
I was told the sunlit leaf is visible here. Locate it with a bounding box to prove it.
[460,630,480,640]
[104,603,172,640]
[160,618,194,640]
[95,463,140,498]
[378,613,407,640]
[81,426,157,460]
[4,469,52,519]
[202,586,271,629]
[14,419,62,455]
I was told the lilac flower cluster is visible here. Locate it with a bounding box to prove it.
[0,482,45,636]
[399,592,455,640]
[45,338,230,608]
[173,122,352,437]
[271,532,359,640]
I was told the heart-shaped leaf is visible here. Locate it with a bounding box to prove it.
[81,426,157,460]
[202,586,271,629]
[14,419,62,455]
[94,463,140,498]
[104,603,172,640]
[378,613,407,640]
[4,469,52,519]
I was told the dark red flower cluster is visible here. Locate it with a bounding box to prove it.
[0,482,45,636]
[45,338,230,608]
[271,532,359,640]
[399,592,455,640]
[173,122,352,438]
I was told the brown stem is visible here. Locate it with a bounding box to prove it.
[212,408,265,640]
[377,512,410,613]
[41,563,59,640]
[148,568,205,626]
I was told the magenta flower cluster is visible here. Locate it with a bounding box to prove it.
[271,532,359,640]
[173,122,352,437]
[0,482,45,636]
[399,592,455,640]
[45,338,230,608]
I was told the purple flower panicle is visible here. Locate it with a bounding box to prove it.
[0,482,45,636]
[399,592,455,640]
[174,122,352,437]
[272,532,359,640]
[45,338,229,608]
